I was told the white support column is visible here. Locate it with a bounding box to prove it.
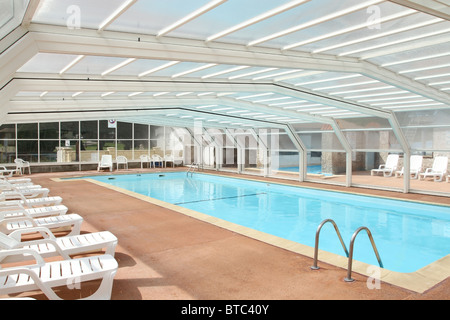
[285,124,307,182]
[225,128,245,174]
[387,112,411,193]
[330,120,353,187]
[250,128,269,177]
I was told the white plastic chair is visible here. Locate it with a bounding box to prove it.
[371,154,399,177]
[116,156,128,170]
[140,155,151,168]
[0,250,118,300]
[419,156,448,182]
[151,154,164,168]
[14,159,31,175]
[97,155,113,172]
[395,155,423,179]
[0,202,68,219]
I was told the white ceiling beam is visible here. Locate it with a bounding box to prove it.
[24,26,450,105]
[157,0,227,37]
[21,0,41,27]
[7,77,392,118]
[98,0,137,32]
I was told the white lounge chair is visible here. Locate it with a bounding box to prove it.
[14,159,31,175]
[0,250,118,300]
[395,155,423,179]
[0,213,83,237]
[97,155,113,172]
[116,156,128,170]
[2,187,50,200]
[0,166,20,177]
[0,176,32,184]
[0,227,117,263]
[0,193,62,209]
[0,203,68,219]
[371,154,399,177]
[419,156,448,182]
[140,155,151,168]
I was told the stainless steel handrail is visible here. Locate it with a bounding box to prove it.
[344,226,383,282]
[186,163,199,176]
[311,219,349,270]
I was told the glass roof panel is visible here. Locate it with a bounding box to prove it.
[213,0,366,46]
[105,0,211,36]
[65,55,132,75]
[17,53,81,73]
[0,0,30,40]
[167,0,294,41]
[32,0,126,29]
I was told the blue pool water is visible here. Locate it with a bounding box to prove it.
[87,172,450,273]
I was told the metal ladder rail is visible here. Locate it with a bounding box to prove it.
[344,226,383,282]
[186,162,199,177]
[311,219,349,270]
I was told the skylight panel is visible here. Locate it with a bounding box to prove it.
[282,9,415,51]
[99,0,137,31]
[60,55,85,75]
[247,0,384,47]
[206,0,311,42]
[138,61,180,78]
[172,63,217,78]
[101,58,136,76]
[157,0,226,37]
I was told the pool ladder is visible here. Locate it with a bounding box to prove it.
[311,219,383,282]
[186,162,200,177]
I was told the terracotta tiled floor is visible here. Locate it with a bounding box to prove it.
[1,168,449,300]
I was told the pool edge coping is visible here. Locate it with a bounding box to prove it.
[54,173,450,294]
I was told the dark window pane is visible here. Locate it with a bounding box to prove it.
[0,139,15,163]
[81,121,97,139]
[17,123,38,139]
[0,124,15,139]
[134,123,148,139]
[61,121,79,139]
[99,120,115,139]
[17,140,38,162]
[117,122,132,139]
[40,122,59,139]
[40,140,59,162]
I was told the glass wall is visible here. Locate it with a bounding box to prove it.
[0,121,188,167]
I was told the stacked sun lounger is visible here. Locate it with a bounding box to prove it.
[0,176,119,300]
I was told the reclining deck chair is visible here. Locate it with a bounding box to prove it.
[0,227,117,264]
[0,166,20,178]
[97,155,113,172]
[395,155,423,179]
[371,154,399,177]
[2,187,50,200]
[419,156,448,182]
[0,249,118,300]
[0,193,63,209]
[0,212,83,237]
[0,203,68,219]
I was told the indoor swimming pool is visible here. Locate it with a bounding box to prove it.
[84,172,450,273]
